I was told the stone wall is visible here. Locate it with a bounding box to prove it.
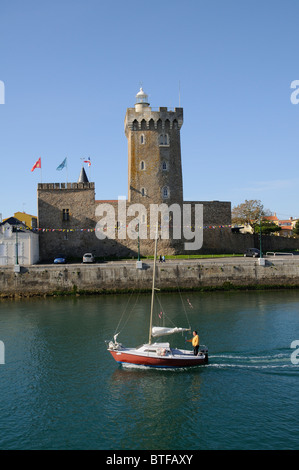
[199,229,299,254]
[37,183,299,261]
[1,258,299,297]
[37,188,233,260]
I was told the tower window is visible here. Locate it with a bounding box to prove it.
[140,161,145,170]
[162,161,167,171]
[140,134,145,144]
[141,187,146,197]
[163,187,169,199]
[62,208,70,221]
[159,134,169,146]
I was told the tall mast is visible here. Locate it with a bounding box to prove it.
[149,226,158,344]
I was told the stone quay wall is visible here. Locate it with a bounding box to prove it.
[1,258,299,297]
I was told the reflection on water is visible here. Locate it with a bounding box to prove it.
[0,290,298,449]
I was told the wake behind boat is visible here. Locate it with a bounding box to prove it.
[107,230,208,369]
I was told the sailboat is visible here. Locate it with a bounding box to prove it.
[107,230,208,369]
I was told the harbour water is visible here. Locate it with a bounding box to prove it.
[0,290,298,450]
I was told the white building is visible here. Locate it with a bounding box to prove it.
[0,218,39,266]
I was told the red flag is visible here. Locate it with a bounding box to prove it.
[31,157,41,172]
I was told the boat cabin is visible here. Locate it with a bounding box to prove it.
[137,343,171,356]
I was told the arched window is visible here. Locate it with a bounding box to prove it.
[159,134,169,146]
[140,134,145,144]
[140,161,145,170]
[162,161,167,171]
[163,187,169,198]
[133,120,138,131]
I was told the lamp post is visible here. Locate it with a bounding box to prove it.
[259,219,263,258]
[137,221,140,262]
[14,226,21,272]
[136,220,142,269]
[258,218,266,266]
[15,227,19,265]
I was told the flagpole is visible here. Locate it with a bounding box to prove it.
[66,157,68,184]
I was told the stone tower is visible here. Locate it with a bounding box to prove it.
[37,167,95,260]
[125,88,184,206]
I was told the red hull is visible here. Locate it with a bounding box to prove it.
[109,349,208,368]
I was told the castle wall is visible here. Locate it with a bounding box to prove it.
[37,185,299,260]
[37,188,233,261]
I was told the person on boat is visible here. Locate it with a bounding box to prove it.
[187,330,199,355]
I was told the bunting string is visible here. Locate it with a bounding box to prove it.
[5,224,233,233]
[11,224,233,233]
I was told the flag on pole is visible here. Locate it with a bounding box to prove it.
[31,157,41,172]
[84,157,91,167]
[56,157,67,171]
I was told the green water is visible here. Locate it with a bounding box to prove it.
[0,290,298,450]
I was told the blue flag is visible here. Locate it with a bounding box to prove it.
[56,157,67,171]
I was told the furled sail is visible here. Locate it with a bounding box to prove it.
[152,326,190,337]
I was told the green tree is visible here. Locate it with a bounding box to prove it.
[293,220,299,235]
[253,221,281,235]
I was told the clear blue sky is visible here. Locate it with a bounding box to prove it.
[1,0,299,222]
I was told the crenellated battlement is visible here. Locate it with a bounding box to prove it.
[125,107,183,135]
[38,182,95,191]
